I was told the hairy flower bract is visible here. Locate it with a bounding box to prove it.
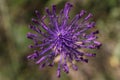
[27,2,101,77]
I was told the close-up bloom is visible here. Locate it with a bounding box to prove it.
[27,2,101,78]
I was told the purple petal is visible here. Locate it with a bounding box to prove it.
[36,56,46,64]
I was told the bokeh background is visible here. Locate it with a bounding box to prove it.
[0,0,120,80]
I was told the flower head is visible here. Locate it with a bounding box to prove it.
[27,2,101,77]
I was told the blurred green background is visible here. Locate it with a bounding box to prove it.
[0,0,120,80]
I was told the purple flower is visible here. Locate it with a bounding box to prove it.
[27,2,101,77]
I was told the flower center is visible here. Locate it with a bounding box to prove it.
[57,32,63,39]
[57,32,61,36]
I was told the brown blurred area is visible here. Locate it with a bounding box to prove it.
[0,0,120,80]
